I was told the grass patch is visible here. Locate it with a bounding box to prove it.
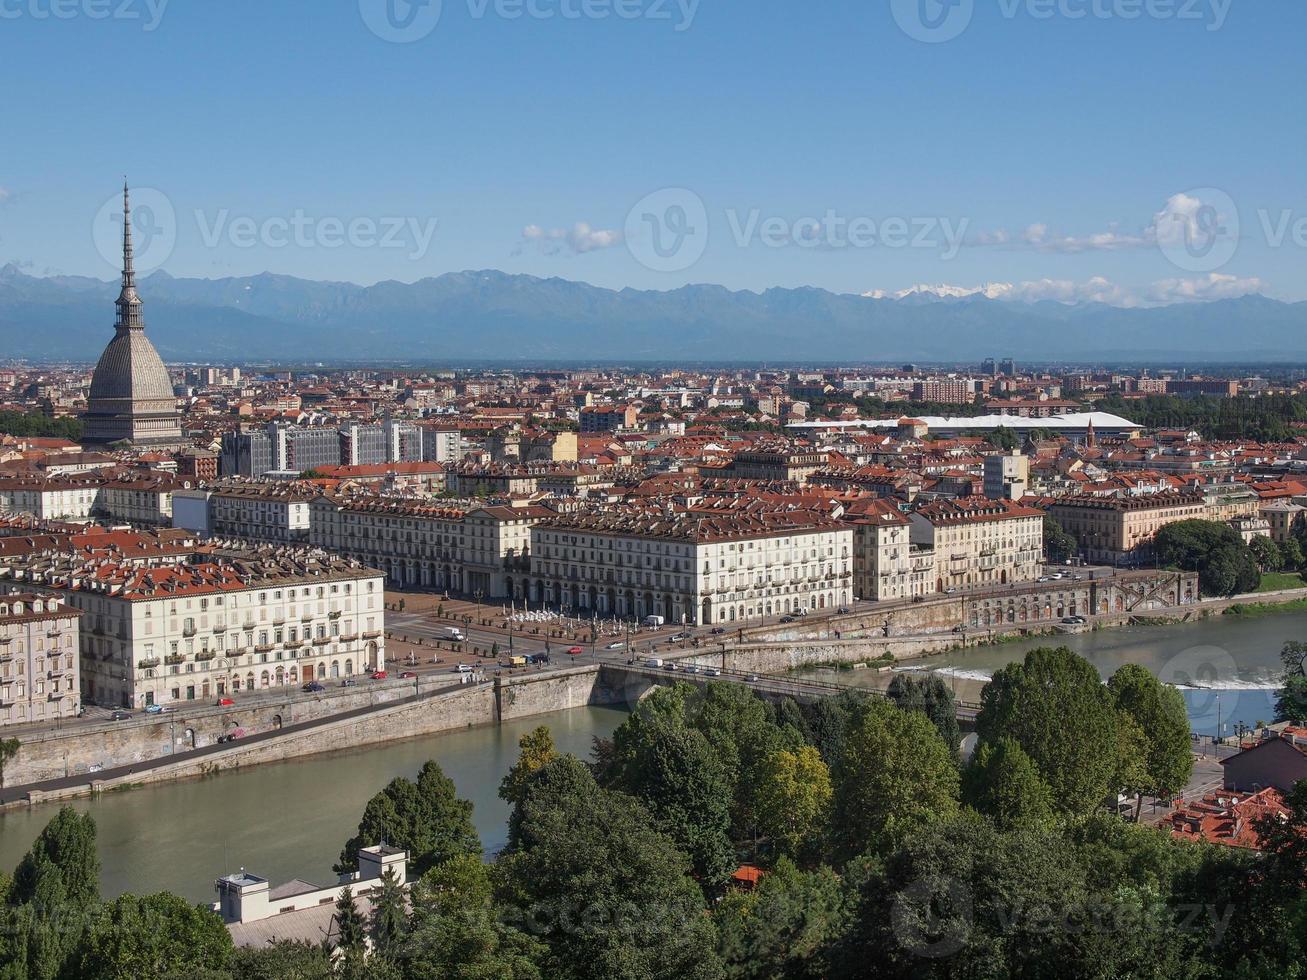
[1257,572,1307,593]
[1224,596,1307,618]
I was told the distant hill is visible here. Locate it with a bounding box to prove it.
[2,265,1302,363]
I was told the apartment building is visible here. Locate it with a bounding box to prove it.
[527,507,854,626]
[909,497,1044,592]
[173,483,317,543]
[579,405,639,433]
[421,426,464,464]
[1046,491,1206,564]
[20,550,385,709]
[0,474,189,525]
[844,498,932,601]
[725,447,829,482]
[912,378,977,404]
[309,495,550,598]
[983,452,1029,501]
[0,591,81,726]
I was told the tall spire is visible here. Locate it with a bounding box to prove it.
[115,178,144,332]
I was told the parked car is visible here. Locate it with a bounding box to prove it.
[709,627,726,635]
[215,697,235,707]
[399,671,418,679]
[566,646,585,656]
[111,710,131,721]
[371,670,388,680]
[303,682,325,693]
[779,615,796,624]
[837,606,852,615]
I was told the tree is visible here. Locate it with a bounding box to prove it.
[1107,664,1193,818]
[499,725,559,808]
[1154,519,1259,596]
[1043,514,1078,564]
[885,673,961,754]
[369,868,408,961]
[500,755,724,980]
[398,857,544,980]
[976,647,1120,815]
[753,746,831,860]
[333,885,367,953]
[829,697,960,862]
[988,427,1019,451]
[0,737,17,789]
[609,718,736,885]
[1275,640,1307,722]
[75,892,234,979]
[337,760,482,876]
[961,736,1055,831]
[1250,535,1283,572]
[1281,537,1305,571]
[11,806,100,910]
[230,941,334,980]
[714,858,846,980]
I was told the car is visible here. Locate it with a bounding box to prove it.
[837,606,852,615]
[779,615,796,624]
[566,646,585,656]
[215,697,235,707]
[456,664,474,673]
[670,632,688,642]
[399,671,417,679]
[709,627,725,635]
[1038,576,1051,583]
[952,624,966,632]
[606,641,626,650]
[704,667,722,677]
[945,588,958,594]
[683,665,699,674]
[145,704,165,714]
[662,662,677,671]
[340,678,357,687]
[370,671,388,680]
[746,674,760,683]
[111,710,131,721]
[303,682,325,693]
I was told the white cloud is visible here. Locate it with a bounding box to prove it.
[863,274,1266,309]
[519,222,622,256]
[967,191,1238,255]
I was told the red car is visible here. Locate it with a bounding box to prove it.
[566,646,585,656]
[215,698,234,707]
[371,670,388,680]
[399,671,417,679]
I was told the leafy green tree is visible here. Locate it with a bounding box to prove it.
[753,746,831,860]
[75,892,234,979]
[1107,663,1193,817]
[1155,519,1259,596]
[976,647,1120,816]
[369,867,409,961]
[885,673,961,754]
[1281,536,1305,571]
[11,807,100,910]
[609,719,736,885]
[333,885,367,953]
[961,736,1055,831]
[1043,514,1078,564]
[1250,535,1283,572]
[1275,640,1307,722]
[337,760,482,876]
[988,427,1020,451]
[1113,710,1151,814]
[714,858,846,980]
[829,697,960,862]
[499,725,559,808]
[230,941,334,980]
[399,857,544,980]
[499,755,723,980]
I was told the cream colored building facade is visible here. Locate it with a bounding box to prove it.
[909,497,1044,592]
[1047,492,1205,564]
[0,592,80,726]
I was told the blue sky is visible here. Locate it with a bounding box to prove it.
[1,0,1304,306]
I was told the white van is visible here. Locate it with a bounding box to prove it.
[643,615,666,628]
[445,627,466,642]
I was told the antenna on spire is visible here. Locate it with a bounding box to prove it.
[121,178,135,288]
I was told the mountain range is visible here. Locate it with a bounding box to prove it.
[1,264,1303,364]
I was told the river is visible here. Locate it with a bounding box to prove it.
[0,706,628,904]
[802,611,1306,738]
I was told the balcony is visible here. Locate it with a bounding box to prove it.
[254,644,275,653]
[362,631,382,640]
[312,637,332,646]
[164,655,185,666]
[182,626,197,638]
[196,651,218,662]
[339,633,359,644]
[137,658,161,670]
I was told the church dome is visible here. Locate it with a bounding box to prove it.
[89,329,175,404]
